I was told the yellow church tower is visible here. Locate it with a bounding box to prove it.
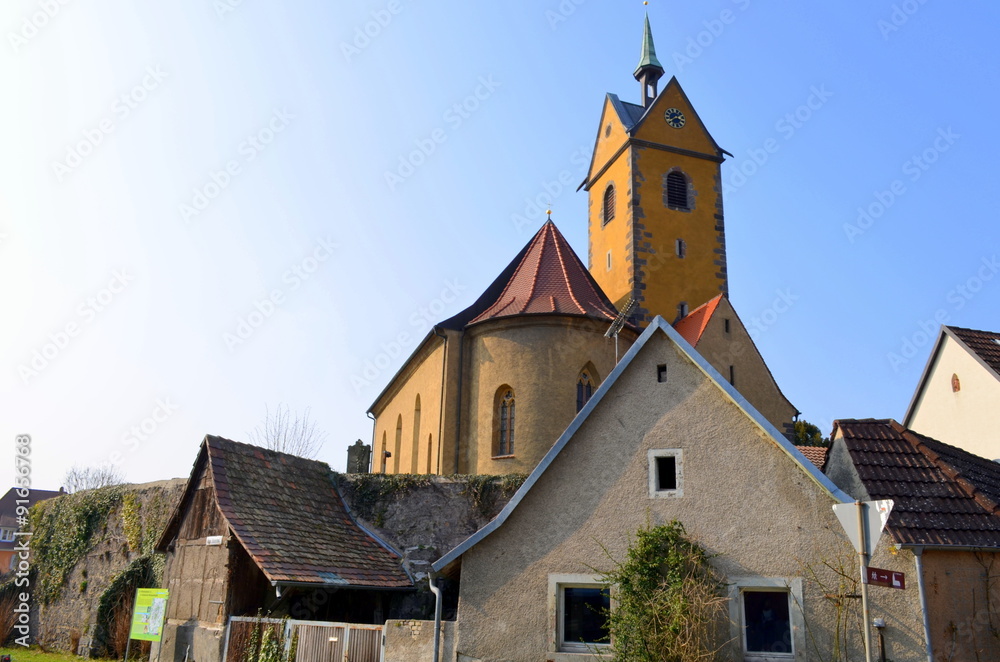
[581,15,730,326]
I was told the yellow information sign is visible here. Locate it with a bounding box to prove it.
[129,588,169,642]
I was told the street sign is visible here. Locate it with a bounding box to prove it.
[865,567,905,590]
[832,500,894,557]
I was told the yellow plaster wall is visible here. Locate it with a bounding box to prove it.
[587,80,727,325]
[460,316,636,475]
[631,141,725,321]
[588,153,634,310]
[907,334,1000,460]
[372,338,447,475]
[693,297,797,437]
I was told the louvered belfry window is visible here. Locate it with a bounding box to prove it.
[603,184,616,224]
[666,171,689,209]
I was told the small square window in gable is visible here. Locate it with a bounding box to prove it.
[648,449,683,498]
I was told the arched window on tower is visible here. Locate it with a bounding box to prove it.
[494,386,515,457]
[603,184,616,225]
[577,370,596,413]
[666,171,690,210]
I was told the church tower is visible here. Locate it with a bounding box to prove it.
[582,14,729,327]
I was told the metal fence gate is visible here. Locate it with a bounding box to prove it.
[224,616,383,662]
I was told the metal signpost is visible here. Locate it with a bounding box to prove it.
[832,499,893,662]
[123,587,170,662]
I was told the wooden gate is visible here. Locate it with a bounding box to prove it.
[224,617,383,662]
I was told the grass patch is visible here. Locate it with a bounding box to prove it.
[0,647,96,662]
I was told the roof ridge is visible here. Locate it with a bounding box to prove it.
[549,225,585,314]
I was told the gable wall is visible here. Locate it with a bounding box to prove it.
[693,297,796,438]
[454,331,925,662]
[907,334,1000,460]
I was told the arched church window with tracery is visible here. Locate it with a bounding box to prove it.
[495,387,515,456]
[577,371,595,412]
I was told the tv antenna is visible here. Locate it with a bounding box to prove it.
[605,297,636,363]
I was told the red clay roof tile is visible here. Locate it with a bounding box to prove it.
[673,294,723,346]
[468,220,620,325]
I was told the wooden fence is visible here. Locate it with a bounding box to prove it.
[223,617,383,662]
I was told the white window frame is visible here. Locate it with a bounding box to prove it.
[648,449,683,498]
[547,573,611,658]
[727,577,805,662]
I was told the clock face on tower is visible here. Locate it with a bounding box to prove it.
[664,108,686,129]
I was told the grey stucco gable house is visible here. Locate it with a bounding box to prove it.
[430,317,928,662]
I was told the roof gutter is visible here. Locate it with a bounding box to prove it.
[271,580,413,597]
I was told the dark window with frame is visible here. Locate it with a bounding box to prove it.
[603,184,616,224]
[560,587,610,651]
[676,238,686,259]
[743,590,792,654]
[655,455,677,490]
[666,171,689,209]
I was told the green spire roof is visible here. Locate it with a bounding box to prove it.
[633,13,664,78]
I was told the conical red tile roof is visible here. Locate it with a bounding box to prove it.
[467,220,619,325]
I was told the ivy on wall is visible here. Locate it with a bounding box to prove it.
[29,485,126,605]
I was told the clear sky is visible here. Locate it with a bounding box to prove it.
[4,1,999,489]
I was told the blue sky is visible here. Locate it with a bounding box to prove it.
[3,0,999,488]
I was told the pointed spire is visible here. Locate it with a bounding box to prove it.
[633,13,665,108]
[633,13,664,79]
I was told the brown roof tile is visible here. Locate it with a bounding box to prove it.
[795,445,829,471]
[948,325,1000,376]
[182,437,410,589]
[834,419,1000,548]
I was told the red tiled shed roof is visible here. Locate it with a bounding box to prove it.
[834,419,1000,548]
[160,436,411,589]
[948,325,1000,376]
[674,294,723,346]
